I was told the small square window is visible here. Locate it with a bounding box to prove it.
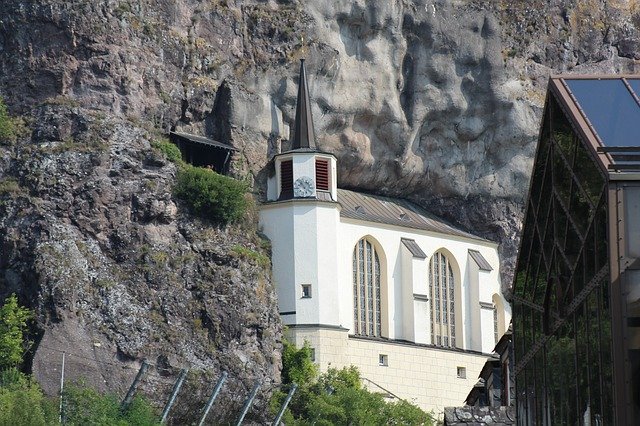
[379,354,388,366]
[301,284,312,298]
[457,366,466,379]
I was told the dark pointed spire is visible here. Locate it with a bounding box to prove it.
[291,59,316,150]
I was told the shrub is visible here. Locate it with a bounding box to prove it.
[230,245,270,267]
[151,139,183,164]
[0,370,57,426]
[63,385,159,426]
[0,294,32,370]
[174,165,248,224]
[0,178,22,197]
[0,97,15,144]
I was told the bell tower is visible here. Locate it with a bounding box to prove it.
[266,59,337,203]
[260,59,342,329]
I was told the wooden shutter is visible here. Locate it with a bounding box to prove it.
[280,160,293,199]
[315,159,329,191]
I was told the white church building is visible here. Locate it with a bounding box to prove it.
[259,60,511,413]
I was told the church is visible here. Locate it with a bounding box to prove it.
[259,60,511,413]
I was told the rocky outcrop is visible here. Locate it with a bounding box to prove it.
[3,0,638,290]
[0,103,280,423]
[1,0,640,418]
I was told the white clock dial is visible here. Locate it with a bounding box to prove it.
[293,176,315,197]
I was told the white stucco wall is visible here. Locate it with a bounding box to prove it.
[260,199,340,326]
[336,217,503,353]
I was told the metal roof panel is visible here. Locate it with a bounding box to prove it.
[338,189,490,242]
[469,249,493,271]
[401,238,427,259]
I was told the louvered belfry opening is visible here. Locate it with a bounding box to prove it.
[315,159,329,191]
[279,160,293,199]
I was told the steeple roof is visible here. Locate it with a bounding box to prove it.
[291,59,317,150]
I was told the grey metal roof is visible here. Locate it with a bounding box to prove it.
[338,189,489,242]
[401,238,427,259]
[291,59,317,150]
[469,249,493,271]
[170,131,237,151]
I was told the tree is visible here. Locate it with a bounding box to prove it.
[0,294,32,369]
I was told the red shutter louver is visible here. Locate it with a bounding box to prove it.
[280,160,293,199]
[315,159,329,191]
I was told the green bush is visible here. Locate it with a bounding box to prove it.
[0,294,32,370]
[174,165,248,224]
[0,370,57,426]
[151,139,183,164]
[62,385,159,426]
[0,97,15,144]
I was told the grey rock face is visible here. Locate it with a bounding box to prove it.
[4,0,636,289]
[0,104,280,423]
[2,0,640,415]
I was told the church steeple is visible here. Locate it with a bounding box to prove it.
[291,59,316,150]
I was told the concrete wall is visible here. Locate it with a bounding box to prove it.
[288,327,489,415]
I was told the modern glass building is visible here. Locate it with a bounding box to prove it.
[513,76,640,425]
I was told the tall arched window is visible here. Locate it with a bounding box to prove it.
[353,238,381,337]
[429,251,456,347]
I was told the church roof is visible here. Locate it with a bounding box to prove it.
[291,59,316,150]
[338,189,490,242]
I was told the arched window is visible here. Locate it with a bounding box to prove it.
[429,251,456,347]
[353,238,381,337]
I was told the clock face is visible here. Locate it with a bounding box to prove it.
[293,176,315,198]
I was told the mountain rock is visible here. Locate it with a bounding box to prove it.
[1,0,639,420]
[0,103,280,423]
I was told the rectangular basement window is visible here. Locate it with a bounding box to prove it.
[379,354,388,366]
[301,284,312,298]
[457,366,466,379]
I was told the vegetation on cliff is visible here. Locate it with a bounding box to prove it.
[0,295,160,426]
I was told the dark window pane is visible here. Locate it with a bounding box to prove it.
[551,97,576,160]
[573,139,604,206]
[565,79,640,147]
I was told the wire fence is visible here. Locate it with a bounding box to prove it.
[40,343,295,425]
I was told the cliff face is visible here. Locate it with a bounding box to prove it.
[1,0,639,419]
[0,102,281,422]
[3,0,637,286]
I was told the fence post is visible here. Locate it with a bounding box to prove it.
[121,360,149,410]
[59,352,66,424]
[161,368,189,424]
[272,383,298,426]
[235,381,261,426]
[198,371,228,426]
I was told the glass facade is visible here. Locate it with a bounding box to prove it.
[513,93,612,425]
